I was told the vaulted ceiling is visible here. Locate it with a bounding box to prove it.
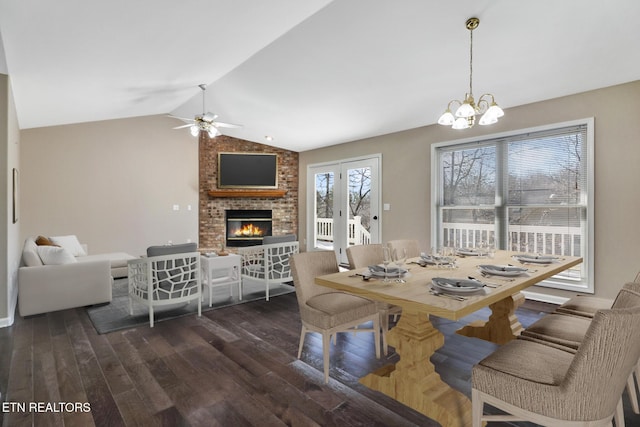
[1,0,639,151]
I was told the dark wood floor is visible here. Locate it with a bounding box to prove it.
[1,294,639,427]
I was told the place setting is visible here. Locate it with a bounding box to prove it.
[428,277,488,301]
[411,247,457,269]
[350,246,410,283]
[477,264,529,281]
[511,253,563,265]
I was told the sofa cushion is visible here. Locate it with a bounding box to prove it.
[22,238,43,267]
[37,246,78,265]
[35,235,57,246]
[50,235,87,257]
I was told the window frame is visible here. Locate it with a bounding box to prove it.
[430,118,595,293]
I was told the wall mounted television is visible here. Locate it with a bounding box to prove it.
[218,152,278,189]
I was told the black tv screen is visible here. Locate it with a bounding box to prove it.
[218,153,278,189]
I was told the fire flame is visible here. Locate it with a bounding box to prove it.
[232,223,265,237]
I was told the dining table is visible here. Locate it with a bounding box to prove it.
[314,250,583,427]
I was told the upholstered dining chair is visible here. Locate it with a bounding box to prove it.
[472,305,640,426]
[555,271,640,317]
[386,239,421,258]
[520,283,640,416]
[346,243,400,355]
[290,250,381,383]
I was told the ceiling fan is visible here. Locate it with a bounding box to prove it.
[169,84,241,138]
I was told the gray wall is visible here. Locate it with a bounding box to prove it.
[20,115,199,258]
[299,80,640,301]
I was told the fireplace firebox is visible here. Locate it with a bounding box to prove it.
[225,210,273,247]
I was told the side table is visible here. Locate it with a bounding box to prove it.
[201,253,242,307]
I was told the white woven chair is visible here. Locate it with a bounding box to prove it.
[238,240,299,301]
[128,244,201,327]
[472,305,640,426]
[346,243,399,355]
[290,250,380,383]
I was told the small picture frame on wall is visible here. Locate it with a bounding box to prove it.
[12,168,18,223]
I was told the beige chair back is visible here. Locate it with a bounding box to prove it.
[346,244,383,270]
[612,285,640,309]
[290,251,339,308]
[561,306,640,420]
[387,239,420,258]
[623,281,640,294]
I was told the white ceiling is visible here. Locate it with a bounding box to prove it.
[1,0,639,152]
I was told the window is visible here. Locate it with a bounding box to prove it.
[432,119,594,292]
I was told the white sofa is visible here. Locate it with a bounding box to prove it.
[18,236,134,316]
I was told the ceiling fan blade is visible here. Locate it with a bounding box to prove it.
[213,121,242,129]
[173,124,193,130]
[167,114,195,124]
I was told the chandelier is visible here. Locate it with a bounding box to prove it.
[437,17,504,129]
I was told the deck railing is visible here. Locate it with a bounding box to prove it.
[316,216,371,245]
[442,222,582,256]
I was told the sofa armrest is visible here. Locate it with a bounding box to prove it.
[18,259,112,316]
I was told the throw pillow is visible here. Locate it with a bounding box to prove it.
[50,235,87,257]
[37,246,78,265]
[35,235,57,246]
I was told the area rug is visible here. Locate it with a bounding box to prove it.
[86,278,295,334]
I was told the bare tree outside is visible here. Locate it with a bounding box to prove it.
[348,167,371,230]
[315,172,333,219]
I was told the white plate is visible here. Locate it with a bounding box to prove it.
[512,254,559,264]
[431,277,484,294]
[368,266,408,277]
[478,264,528,277]
[456,248,487,256]
[420,255,455,265]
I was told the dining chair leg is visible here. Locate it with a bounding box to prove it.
[471,388,483,427]
[627,372,640,414]
[380,311,389,356]
[297,326,307,359]
[322,330,331,383]
[614,398,625,427]
[373,316,381,359]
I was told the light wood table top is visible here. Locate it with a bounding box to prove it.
[316,251,582,320]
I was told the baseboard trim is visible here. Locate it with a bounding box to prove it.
[522,290,570,306]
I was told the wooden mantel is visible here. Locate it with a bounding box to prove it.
[208,189,287,198]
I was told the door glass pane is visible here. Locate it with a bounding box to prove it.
[314,171,334,250]
[346,166,372,248]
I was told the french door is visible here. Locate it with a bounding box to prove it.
[307,155,381,265]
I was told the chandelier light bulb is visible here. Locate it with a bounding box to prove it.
[190,125,199,137]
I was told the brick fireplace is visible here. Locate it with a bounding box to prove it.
[198,134,299,252]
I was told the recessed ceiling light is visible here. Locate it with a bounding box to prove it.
[265,136,274,141]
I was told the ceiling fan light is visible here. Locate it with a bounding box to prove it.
[452,117,470,130]
[190,125,199,137]
[438,110,455,126]
[455,102,475,118]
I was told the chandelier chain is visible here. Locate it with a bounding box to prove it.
[469,27,473,97]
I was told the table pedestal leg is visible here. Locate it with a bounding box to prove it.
[456,292,525,344]
[360,310,471,427]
